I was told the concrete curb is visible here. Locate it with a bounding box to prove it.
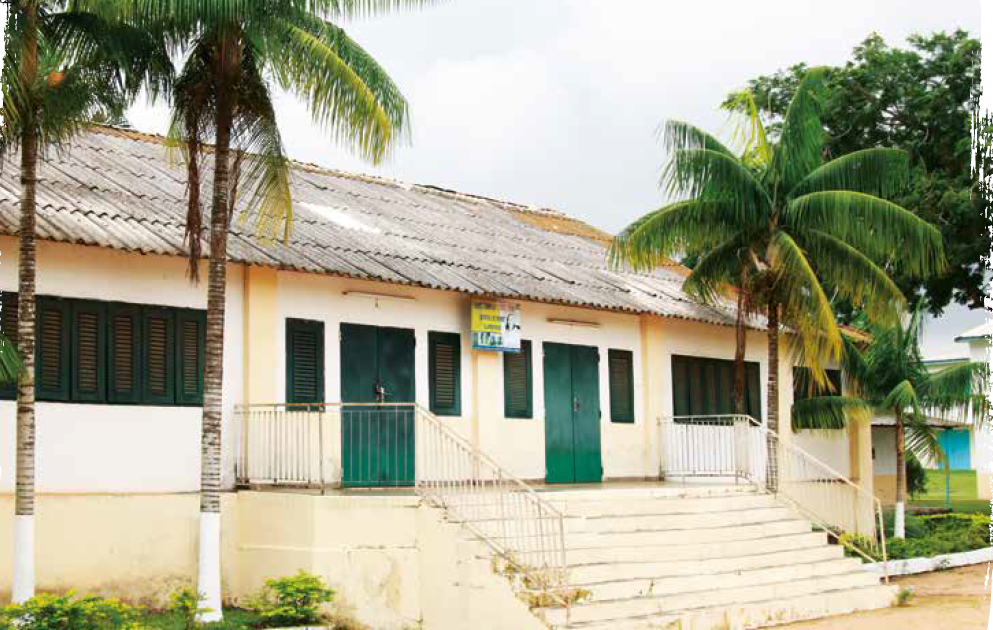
[862,546,993,577]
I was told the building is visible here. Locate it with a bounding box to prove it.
[955,322,992,499]
[0,127,890,628]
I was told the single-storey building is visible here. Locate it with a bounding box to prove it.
[0,127,887,628]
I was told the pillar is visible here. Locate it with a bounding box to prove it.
[243,265,279,404]
[640,316,665,479]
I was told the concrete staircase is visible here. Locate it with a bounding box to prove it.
[516,484,897,630]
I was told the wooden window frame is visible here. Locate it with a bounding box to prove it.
[107,302,142,404]
[286,318,325,405]
[503,340,533,419]
[176,309,206,406]
[36,296,71,402]
[0,292,18,400]
[428,331,461,417]
[672,355,762,422]
[70,300,107,403]
[608,348,635,423]
[141,306,176,405]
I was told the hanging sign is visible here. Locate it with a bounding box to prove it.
[471,300,521,352]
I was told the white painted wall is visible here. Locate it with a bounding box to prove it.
[0,237,244,493]
[967,338,992,476]
[871,427,897,475]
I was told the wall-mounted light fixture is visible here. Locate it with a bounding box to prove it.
[343,290,416,304]
[547,318,601,328]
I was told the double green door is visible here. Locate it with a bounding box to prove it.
[340,323,415,487]
[543,343,602,483]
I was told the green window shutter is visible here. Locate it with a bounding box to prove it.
[608,349,634,423]
[429,331,461,416]
[672,355,760,421]
[70,300,106,402]
[286,319,324,404]
[142,307,176,405]
[107,303,142,404]
[0,292,18,400]
[672,355,689,417]
[36,297,70,401]
[746,362,761,420]
[503,340,532,418]
[176,309,206,405]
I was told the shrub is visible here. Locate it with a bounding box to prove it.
[906,453,928,498]
[0,592,140,630]
[168,588,211,630]
[248,571,335,627]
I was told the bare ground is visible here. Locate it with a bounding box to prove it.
[784,563,991,629]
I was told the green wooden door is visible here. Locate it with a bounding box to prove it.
[341,323,415,487]
[543,342,602,484]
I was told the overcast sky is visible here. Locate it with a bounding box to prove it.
[125,0,986,358]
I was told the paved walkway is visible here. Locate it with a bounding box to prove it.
[785,564,990,629]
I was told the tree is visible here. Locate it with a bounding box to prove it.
[795,306,988,538]
[611,69,945,489]
[726,31,983,314]
[0,0,170,602]
[76,0,424,620]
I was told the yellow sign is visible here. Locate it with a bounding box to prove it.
[471,300,521,351]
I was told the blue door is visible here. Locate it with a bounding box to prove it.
[938,429,971,470]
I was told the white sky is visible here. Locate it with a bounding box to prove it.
[124,0,984,357]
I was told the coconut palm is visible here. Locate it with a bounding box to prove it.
[796,306,989,538]
[75,0,425,619]
[1,0,171,602]
[611,69,945,488]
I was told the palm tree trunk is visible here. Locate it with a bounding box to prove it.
[13,1,39,604]
[765,299,779,492]
[733,279,747,415]
[197,37,236,624]
[893,410,906,539]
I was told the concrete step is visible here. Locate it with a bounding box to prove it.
[563,531,830,565]
[539,571,881,625]
[559,493,779,517]
[567,544,845,583]
[554,518,813,549]
[575,558,864,601]
[534,484,758,503]
[554,583,898,630]
[581,506,792,534]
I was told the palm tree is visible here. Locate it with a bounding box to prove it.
[611,69,945,488]
[1,0,171,602]
[796,306,988,538]
[76,0,424,619]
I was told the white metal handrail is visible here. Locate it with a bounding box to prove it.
[234,402,574,609]
[660,414,888,580]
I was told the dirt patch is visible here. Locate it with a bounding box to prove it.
[784,564,990,629]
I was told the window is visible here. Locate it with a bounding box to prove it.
[671,355,761,420]
[429,331,461,416]
[0,293,205,406]
[286,318,325,404]
[0,292,17,398]
[608,349,634,423]
[503,340,532,418]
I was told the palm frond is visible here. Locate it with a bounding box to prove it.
[791,395,870,431]
[722,89,772,168]
[681,235,747,304]
[790,148,910,199]
[0,333,22,386]
[904,412,943,466]
[919,361,990,426]
[661,148,771,225]
[660,119,736,157]
[766,67,829,193]
[786,190,946,279]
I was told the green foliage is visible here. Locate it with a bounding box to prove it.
[167,588,210,630]
[248,571,335,627]
[906,452,929,498]
[881,512,989,560]
[0,592,140,630]
[895,587,915,607]
[727,30,983,313]
[137,608,261,630]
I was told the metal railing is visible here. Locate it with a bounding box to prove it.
[235,402,572,607]
[660,415,888,579]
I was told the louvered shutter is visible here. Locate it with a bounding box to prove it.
[0,292,18,399]
[70,301,106,402]
[176,309,206,405]
[503,340,532,418]
[608,349,634,423]
[429,331,460,416]
[672,355,761,421]
[36,297,70,401]
[286,319,324,404]
[107,303,141,403]
[142,307,175,404]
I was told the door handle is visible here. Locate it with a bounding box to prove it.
[573,396,580,413]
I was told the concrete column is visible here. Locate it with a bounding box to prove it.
[640,317,665,479]
[243,265,279,404]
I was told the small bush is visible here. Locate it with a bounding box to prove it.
[248,571,335,627]
[895,586,914,607]
[906,453,928,498]
[0,592,140,630]
[167,588,211,630]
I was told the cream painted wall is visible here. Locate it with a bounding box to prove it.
[0,237,245,493]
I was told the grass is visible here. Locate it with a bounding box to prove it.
[910,469,988,514]
[138,608,263,629]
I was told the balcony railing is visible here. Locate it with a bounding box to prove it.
[660,414,888,578]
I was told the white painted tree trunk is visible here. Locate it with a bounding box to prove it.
[12,515,35,602]
[197,511,223,622]
[894,501,906,539]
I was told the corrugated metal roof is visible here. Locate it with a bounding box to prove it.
[0,126,752,328]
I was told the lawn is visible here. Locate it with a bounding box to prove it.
[911,469,989,514]
[139,609,263,629]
